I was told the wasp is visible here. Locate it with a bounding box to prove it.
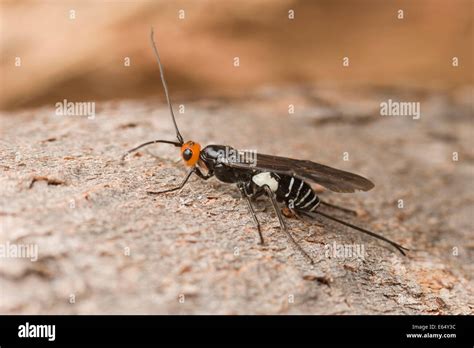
[122,28,409,264]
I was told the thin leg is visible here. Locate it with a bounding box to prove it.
[194,168,213,181]
[147,168,196,195]
[238,183,264,245]
[262,185,314,264]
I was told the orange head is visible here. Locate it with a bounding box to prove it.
[181,141,201,166]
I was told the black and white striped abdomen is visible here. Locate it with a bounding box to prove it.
[251,172,320,212]
[276,174,320,212]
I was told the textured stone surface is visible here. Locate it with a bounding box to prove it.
[0,86,472,314]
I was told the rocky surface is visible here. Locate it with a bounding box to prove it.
[0,86,472,314]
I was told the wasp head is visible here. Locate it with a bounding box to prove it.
[181,141,201,166]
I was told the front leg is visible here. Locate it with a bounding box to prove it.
[237,182,264,245]
[194,167,213,181]
[147,167,212,195]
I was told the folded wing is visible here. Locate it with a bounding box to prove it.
[223,152,374,193]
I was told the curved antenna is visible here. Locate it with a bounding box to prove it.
[121,139,182,161]
[150,27,184,145]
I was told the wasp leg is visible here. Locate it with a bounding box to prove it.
[147,168,195,195]
[147,167,211,195]
[237,183,264,245]
[262,185,314,264]
[194,168,213,181]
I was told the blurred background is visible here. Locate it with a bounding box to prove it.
[0,0,472,110]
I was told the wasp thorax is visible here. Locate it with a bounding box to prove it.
[181,141,201,166]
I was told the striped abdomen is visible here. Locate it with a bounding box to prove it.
[276,174,320,211]
[251,172,320,212]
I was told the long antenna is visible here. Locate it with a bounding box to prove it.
[309,210,409,256]
[120,139,182,161]
[150,27,184,145]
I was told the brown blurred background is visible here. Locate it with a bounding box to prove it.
[0,0,472,110]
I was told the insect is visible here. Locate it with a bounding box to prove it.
[122,28,409,264]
